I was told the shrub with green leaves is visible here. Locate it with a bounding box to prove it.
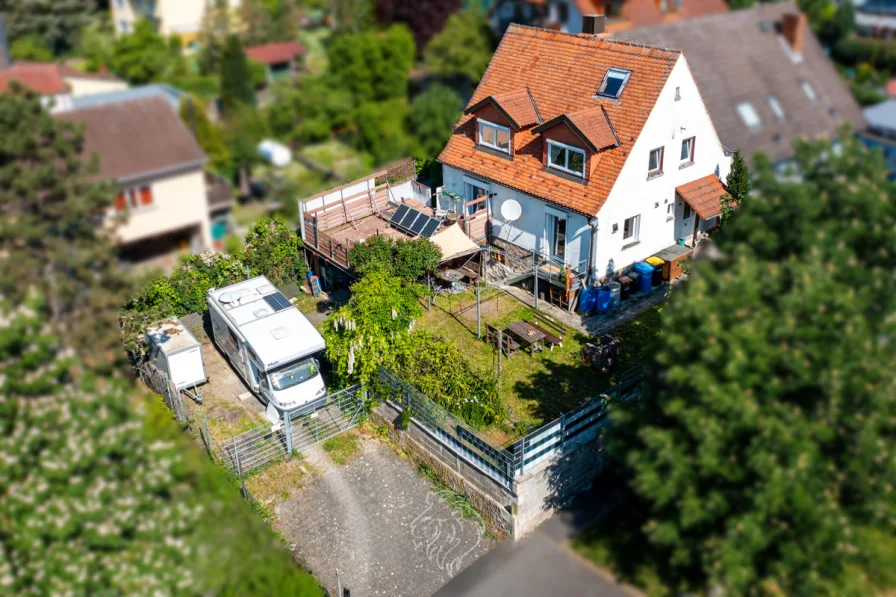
[348,235,441,281]
[242,217,307,286]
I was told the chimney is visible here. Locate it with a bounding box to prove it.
[781,12,807,54]
[0,14,10,68]
[583,14,606,35]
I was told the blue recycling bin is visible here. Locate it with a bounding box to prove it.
[578,287,598,313]
[633,262,654,294]
[596,285,612,313]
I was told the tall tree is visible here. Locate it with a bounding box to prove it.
[720,150,750,224]
[219,33,256,117]
[423,8,493,84]
[110,19,183,84]
[327,24,415,102]
[376,0,460,51]
[178,94,231,172]
[606,133,896,596]
[408,83,463,159]
[0,0,96,55]
[0,84,126,369]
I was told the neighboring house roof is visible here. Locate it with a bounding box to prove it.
[0,62,125,95]
[439,25,681,216]
[676,174,727,220]
[245,41,306,65]
[616,2,865,164]
[0,62,68,95]
[864,99,896,132]
[70,83,185,112]
[56,97,207,182]
[465,89,542,129]
[573,0,729,31]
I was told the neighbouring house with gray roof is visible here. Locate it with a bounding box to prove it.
[615,2,865,168]
[69,83,185,112]
[56,97,231,269]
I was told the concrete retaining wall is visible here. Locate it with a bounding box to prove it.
[372,402,608,540]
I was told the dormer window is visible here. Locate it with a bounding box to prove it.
[478,119,511,153]
[547,140,586,178]
[597,68,631,99]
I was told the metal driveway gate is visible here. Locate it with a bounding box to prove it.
[212,385,367,476]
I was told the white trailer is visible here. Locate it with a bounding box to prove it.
[145,318,207,392]
[207,276,327,421]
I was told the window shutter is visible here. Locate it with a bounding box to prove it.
[115,193,126,210]
[139,186,153,206]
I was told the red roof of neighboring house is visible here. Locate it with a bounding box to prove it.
[574,0,729,31]
[676,174,727,220]
[245,41,306,65]
[439,25,680,216]
[0,62,68,95]
[0,62,124,95]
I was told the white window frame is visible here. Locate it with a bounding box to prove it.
[478,119,511,154]
[648,146,664,175]
[801,81,818,105]
[546,140,586,178]
[768,95,786,121]
[623,215,640,242]
[117,186,154,211]
[736,101,762,130]
[680,137,695,163]
[597,68,632,99]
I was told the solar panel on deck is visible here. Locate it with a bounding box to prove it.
[390,204,410,226]
[410,213,428,235]
[262,291,292,312]
[420,218,440,238]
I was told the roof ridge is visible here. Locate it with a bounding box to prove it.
[62,94,170,115]
[505,23,681,59]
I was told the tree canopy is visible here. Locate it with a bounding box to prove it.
[409,83,463,160]
[219,34,257,116]
[110,20,184,84]
[376,0,461,51]
[423,8,493,83]
[605,134,896,596]
[0,0,96,55]
[348,235,442,281]
[8,33,53,61]
[179,94,231,172]
[328,24,416,103]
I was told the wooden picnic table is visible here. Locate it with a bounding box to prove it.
[506,320,546,355]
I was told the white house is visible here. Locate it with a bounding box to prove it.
[111,0,242,48]
[438,19,731,284]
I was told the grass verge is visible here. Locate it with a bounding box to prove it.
[322,432,361,465]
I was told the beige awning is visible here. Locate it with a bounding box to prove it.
[430,223,480,263]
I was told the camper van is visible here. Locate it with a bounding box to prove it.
[207,276,327,419]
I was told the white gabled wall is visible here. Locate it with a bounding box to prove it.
[591,55,731,279]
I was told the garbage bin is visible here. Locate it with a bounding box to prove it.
[607,281,622,309]
[578,286,597,314]
[627,271,641,296]
[633,262,654,293]
[596,285,612,313]
[617,275,633,301]
[645,256,665,287]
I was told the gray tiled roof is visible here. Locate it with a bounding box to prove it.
[615,1,865,164]
[864,99,896,132]
[69,84,185,112]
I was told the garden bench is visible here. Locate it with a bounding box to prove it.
[485,323,520,357]
[531,311,564,349]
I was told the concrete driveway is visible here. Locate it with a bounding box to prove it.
[276,436,494,597]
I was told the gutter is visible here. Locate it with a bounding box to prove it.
[587,218,598,287]
[116,158,208,186]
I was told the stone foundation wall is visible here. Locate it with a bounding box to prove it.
[371,403,515,537]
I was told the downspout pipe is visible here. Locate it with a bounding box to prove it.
[587,217,598,287]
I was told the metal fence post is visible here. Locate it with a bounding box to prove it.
[284,411,294,457]
[517,437,525,476]
[337,569,342,597]
[476,284,481,339]
[232,437,243,477]
[533,251,539,311]
[202,413,211,457]
[559,412,567,449]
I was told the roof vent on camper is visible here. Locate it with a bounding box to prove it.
[253,308,271,319]
[270,326,291,340]
[257,283,276,295]
[219,292,237,305]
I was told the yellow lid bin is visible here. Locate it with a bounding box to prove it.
[645,256,665,267]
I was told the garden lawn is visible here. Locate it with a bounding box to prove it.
[419,288,661,445]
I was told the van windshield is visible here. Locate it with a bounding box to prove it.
[269,358,319,391]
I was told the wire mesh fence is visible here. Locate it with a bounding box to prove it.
[209,385,367,477]
[375,366,644,490]
[138,362,187,423]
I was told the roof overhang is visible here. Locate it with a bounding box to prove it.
[465,95,524,129]
[531,107,619,153]
[675,174,727,220]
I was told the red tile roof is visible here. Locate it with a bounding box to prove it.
[439,25,680,216]
[466,89,542,129]
[0,62,68,95]
[676,174,727,220]
[245,41,306,65]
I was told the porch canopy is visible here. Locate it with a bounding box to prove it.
[675,174,727,220]
[430,222,479,263]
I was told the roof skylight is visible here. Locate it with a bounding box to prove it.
[597,68,632,99]
[736,101,762,130]
[768,95,786,121]
[801,81,818,104]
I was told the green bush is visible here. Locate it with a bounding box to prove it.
[348,235,441,281]
[833,36,896,71]
[242,218,307,286]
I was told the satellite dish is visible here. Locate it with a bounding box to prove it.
[501,199,522,222]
